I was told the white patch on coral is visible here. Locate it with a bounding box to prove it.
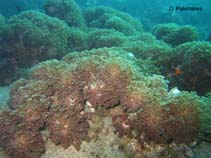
[86,101,92,107]
[122,122,130,129]
[168,87,180,97]
[85,101,95,113]
[69,97,75,106]
[127,52,135,58]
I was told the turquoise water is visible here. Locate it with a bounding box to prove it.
[0,0,210,158]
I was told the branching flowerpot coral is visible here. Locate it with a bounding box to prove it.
[0,10,71,68]
[152,23,199,46]
[44,0,86,28]
[166,41,211,95]
[0,48,210,158]
[84,6,142,35]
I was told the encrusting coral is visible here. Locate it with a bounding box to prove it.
[0,48,210,158]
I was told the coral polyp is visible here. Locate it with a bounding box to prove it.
[112,114,134,138]
[0,112,46,158]
[47,110,90,149]
[83,64,130,109]
[136,92,201,145]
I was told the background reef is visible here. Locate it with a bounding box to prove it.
[0,0,211,158]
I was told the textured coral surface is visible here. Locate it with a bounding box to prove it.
[0,1,210,157]
[0,48,210,158]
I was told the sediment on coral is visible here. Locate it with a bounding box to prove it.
[0,48,210,158]
[152,23,199,46]
[44,0,86,28]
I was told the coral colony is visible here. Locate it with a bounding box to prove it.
[0,0,210,158]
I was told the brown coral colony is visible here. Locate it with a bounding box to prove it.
[0,48,206,158]
[0,0,210,157]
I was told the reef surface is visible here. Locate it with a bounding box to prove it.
[0,0,211,158]
[0,48,210,158]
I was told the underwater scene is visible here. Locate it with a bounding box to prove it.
[0,0,211,157]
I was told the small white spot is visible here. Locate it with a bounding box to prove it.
[169,87,180,96]
[122,122,130,129]
[127,52,135,58]
[86,101,92,107]
[85,101,95,113]
[90,107,95,112]
[69,97,75,106]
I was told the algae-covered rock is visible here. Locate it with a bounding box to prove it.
[0,10,71,67]
[152,23,199,46]
[44,0,86,28]
[0,47,210,158]
[84,6,142,35]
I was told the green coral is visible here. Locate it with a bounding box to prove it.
[84,6,142,35]
[104,15,138,35]
[166,41,211,95]
[122,38,174,72]
[67,27,89,51]
[152,23,199,46]
[44,0,86,28]
[88,28,128,49]
[0,10,71,67]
